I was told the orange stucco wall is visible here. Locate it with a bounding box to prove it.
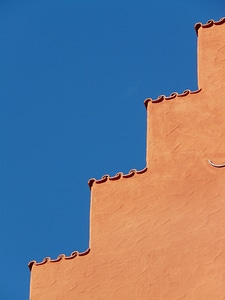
[29,18,225,299]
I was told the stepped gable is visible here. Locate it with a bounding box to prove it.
[144,88,201,108]
[28,248,90,271]
[195,17,225,34]
[88,167,147,189]
[28,18,225,300]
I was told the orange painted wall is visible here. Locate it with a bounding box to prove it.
[29,18,225,299]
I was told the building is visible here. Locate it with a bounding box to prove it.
[29,18,225,299]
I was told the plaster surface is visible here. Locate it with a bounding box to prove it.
[29,19,225,299]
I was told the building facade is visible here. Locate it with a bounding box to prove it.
[29,18,225,299]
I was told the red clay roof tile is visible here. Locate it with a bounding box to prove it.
[144,89,201,108]
[28,248,90,271]
[195,17,225,34]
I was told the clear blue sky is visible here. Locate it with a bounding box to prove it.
[0,1,224,299]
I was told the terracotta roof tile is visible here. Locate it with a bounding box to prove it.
[88,167,147,189]
[28,248,90,271]
[144,89,201,108]
[195,17,225,34]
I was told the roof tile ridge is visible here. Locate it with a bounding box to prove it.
[88,166,147,189]
[28,248,90,271]
[144,88,201,108]
[195,17,225,34]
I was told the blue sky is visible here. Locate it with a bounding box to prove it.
[0,1,225,299]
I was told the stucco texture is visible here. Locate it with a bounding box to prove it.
[29,19,225,299]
